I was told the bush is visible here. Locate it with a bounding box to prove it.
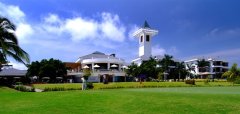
[31,87,35,92]
[15,82,23,85]
[204,79,210,85]
[234,77,240,84]
[185,80,195,85]
[86,82,94,89]
[15,85,34,92]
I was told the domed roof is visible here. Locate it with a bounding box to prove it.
[79,51,115,60]
[92,51,105,55]
[76,51,125,63]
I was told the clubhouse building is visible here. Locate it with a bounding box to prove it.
[65,51,126,82]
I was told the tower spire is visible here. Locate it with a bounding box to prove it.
[142,20,151,28]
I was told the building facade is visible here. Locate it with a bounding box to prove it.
[184,58,229,79]
[0,65,27,85]
[66,51,126,82]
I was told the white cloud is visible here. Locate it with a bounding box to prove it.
[0,2,25,24]
[152,45,166,56]
[32,12,127,43]
[128,25,139,40]
[44,14,61,24]
[65,17,98,41]
[9,61,27,70]
[200,48,240,58]
[0,2,34,43]
[152,45,178,57]
[206,28,240,38]
[100,12,126,42]
[15,23,34,41]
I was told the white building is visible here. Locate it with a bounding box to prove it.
[184,58,229,79]
[132,21,159,65]
[66,51,126,82]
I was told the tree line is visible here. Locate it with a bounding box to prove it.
[125,55,188,81]
[27,58,67,83]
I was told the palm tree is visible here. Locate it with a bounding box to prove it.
[158,54,174,80]
[197,59,209,71]
[126,63,140,77]
[197,59,210,79]
[185,63,197,79]
[175,62,186,81]
[222,63,240,84]
[0,17,30,68]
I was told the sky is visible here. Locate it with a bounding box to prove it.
[0,0,240,69]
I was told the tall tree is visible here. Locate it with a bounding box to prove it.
[175,62,187,81]
[0,17,30,68]
[27,58,67,83]
[126,63,140,77]
[222,63,240,84]
[158,54,174,80]
[139,57,159,79]
[197,59,210,72]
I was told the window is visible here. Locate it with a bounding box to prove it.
[140,36,143,42]
[146,35,150,42]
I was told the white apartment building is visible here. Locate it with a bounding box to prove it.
[184,58,229,79]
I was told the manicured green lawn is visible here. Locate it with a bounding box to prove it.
[1,86,240,113]
[0,86,18,92]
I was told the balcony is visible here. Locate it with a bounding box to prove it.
[67,69,125,76]
[213,61,228,67]
[198,67,210,73]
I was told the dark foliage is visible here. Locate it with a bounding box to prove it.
[27,58,67,83]
[185,79,195,85]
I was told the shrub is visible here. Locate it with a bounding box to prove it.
[15,85,34,92]
[15,82,23,85]
[185,80,195,85]
[31,87,35,92]
[234,77,240,84]
[204,79,210,85]
[86,82,94,89]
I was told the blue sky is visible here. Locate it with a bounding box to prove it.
[0,0,240,69]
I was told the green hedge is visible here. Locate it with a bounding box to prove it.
[33,82,239,91]
[185,80,195,85]
[14,86,35,92]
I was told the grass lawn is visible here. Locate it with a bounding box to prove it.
[1,86,240,113]
[0,86,18,92]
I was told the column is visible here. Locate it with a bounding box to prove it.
[209,61,213,79]
[118,64,121,71]
[107,62,110,70]
[92,63,94,71]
